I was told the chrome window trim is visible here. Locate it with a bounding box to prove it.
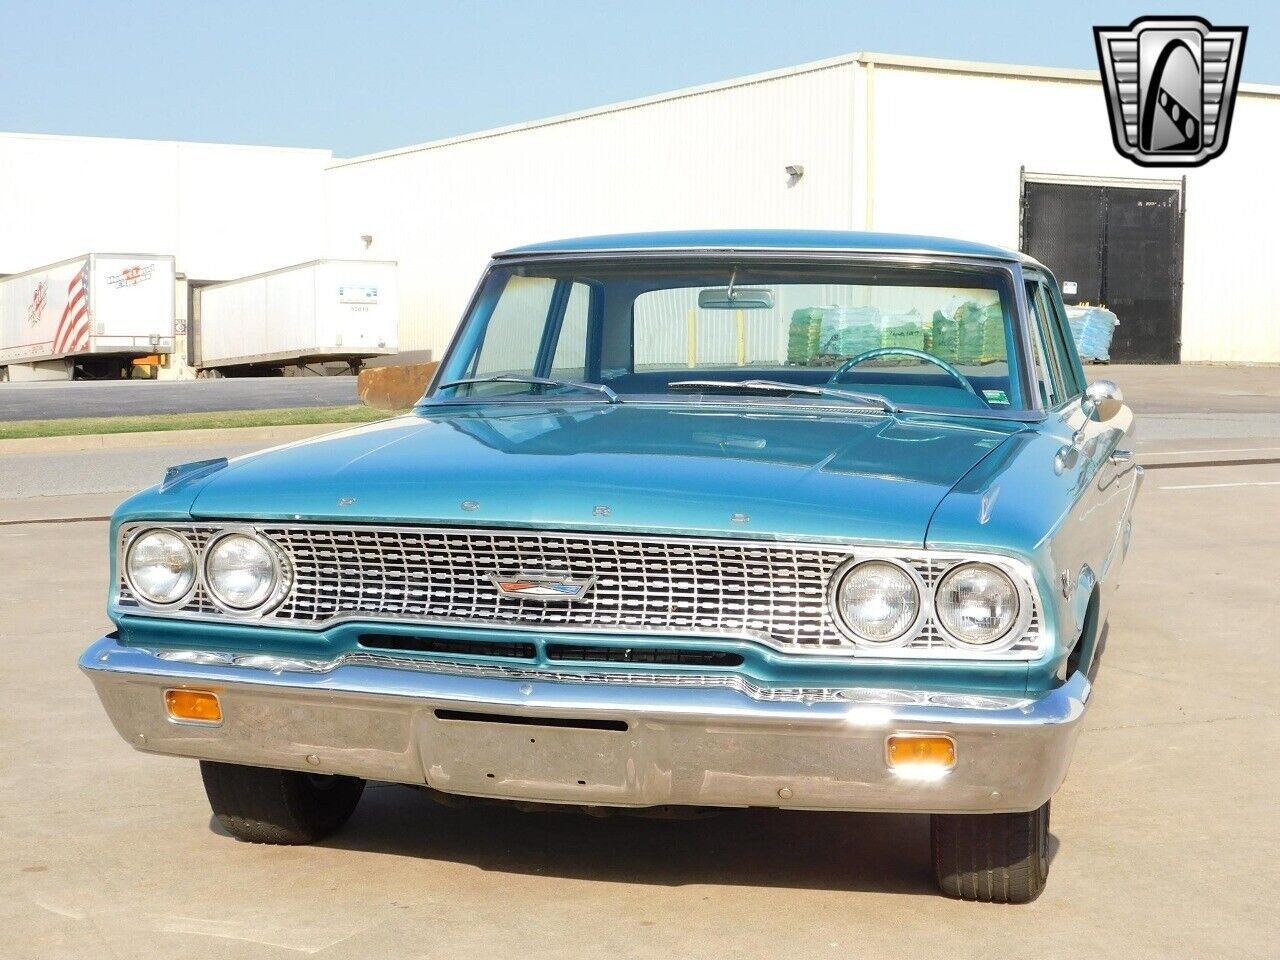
[489,247,1024,264]
[415,396,1049,424]
[113,522,1050,662]
[121,526,199,610]
[428,252,1042,417]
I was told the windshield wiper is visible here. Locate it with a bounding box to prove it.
[668,379,897,414]
[438,374,619,403]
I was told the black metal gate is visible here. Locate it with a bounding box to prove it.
[1020,178,1184,363]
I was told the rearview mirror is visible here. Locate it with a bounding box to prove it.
[698,287,774,310]
[1081,380,1124,423]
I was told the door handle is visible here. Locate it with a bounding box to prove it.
[1109,449,1134,465]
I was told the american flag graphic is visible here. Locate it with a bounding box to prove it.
[52,265,91,354]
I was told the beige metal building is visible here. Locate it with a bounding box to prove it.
[4,52,1278,365]
[325,52,1280,364]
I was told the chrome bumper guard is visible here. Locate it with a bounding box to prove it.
[80,636,1090,814]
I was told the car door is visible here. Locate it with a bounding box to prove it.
[1028,273,1138,597]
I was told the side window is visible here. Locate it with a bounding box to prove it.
[1034,284,1074,401]
[549,282,590,379]
[1038,281,1084,398]
[1025,281,1065,407]
[470,275,556,377]
[469,277,592,381]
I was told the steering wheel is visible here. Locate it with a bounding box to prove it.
[827,347,988,406]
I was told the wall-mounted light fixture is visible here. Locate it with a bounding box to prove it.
[360,234,374,249]
[785,164,805,186]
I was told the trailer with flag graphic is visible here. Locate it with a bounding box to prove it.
[0,253,176,380]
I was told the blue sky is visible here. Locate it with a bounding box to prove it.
[0,1,1272,157]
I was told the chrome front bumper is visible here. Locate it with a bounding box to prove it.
[80,636,1091,815]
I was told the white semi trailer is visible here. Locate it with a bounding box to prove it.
[192,259,398,375]
[0,254,176,381]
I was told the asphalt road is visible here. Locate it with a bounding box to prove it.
[0,376,359,421]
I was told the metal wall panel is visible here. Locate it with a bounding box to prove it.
[324,63,859,355]
[868,67,1280,363]
[0,133,331,281]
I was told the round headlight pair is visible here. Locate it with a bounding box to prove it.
[125,529,284,612]
[831,559,1021,649]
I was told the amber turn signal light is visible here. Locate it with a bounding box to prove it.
[886,734,956,768]
[164,689,222,724]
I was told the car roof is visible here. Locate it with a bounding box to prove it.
[496,229,1035,264]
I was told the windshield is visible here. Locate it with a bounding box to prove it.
[433,258,1028,412]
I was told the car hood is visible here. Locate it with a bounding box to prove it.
[183,404,1018,546]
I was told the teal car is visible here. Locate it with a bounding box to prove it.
[81,231,1141,902]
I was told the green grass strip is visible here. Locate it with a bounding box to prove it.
[0,405,399,440]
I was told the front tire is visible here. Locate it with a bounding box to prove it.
[200,761,365,845]
[930,801,1050,903]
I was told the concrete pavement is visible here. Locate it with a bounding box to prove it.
[1,465,1277,959]
[1088,364,1280,440]
[1,365,1278,959]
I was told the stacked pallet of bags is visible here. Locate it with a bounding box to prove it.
[929,300,1005,365]
[929,309,959,361]
[786,304,987,365]
[1065,305,1119,363]
[787,308,825,364]
[880,310,926,352]
[818,306,882,358]
[958,302,1007,364]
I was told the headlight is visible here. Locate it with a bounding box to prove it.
[205,533,280,610]
[832,560,922,645]
[125,529,196,605]
[935,562,1020,646]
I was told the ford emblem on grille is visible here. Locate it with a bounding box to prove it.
[489,571,595,602]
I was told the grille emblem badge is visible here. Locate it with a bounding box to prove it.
[489,571,595,602]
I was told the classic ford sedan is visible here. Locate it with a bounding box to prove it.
[82,230,1140,902]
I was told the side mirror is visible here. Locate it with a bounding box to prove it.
[1081,379,1124,424]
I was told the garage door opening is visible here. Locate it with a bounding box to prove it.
[1019,173,1185,363]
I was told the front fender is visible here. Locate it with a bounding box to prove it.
[926,428,1108,689]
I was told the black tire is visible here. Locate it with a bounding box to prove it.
[200,761,365,845]
[930,801,1050,903]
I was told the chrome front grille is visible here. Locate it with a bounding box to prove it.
[115,523,1046,658]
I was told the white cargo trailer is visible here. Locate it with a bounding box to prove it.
[192,259,398,373]
[0,253,176,380]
